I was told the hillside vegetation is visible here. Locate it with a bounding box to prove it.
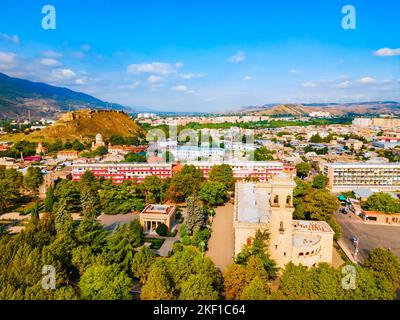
[27,109,144,143]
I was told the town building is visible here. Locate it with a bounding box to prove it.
[189,161,284,182]
[91,133,106,150]
[71,163,174,183]
[57,150,79,161]
[139,204,176,233]
[233,174,334,268]
[35,142,48,155]
[324,162,400,192]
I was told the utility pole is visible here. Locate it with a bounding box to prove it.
[354,240,359,263]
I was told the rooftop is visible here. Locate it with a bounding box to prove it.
[236,183,270,224]
[141,204,175,216]
[292,220,333,233]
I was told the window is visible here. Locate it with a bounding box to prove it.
[273,195,279,205]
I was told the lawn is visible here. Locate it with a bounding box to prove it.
[144,238,165,250]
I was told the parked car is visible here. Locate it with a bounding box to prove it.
[351,236,359,245]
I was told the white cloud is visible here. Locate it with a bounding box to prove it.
[332,80,352,89]
[81,44,91,51]
[0,33,20,45]
[358,77,377,85]
[147,75,165,83]
[0,52,17,69]
[289,69,301,75]
[301,81,318,88]
[127,62,181,76]
[42,50,63,59]
[180,73,204,80]
[373,48,400,57]
[228,51,246,63]
[74,78,87,85]
[171,85,195,94]
[244,76,253,81]
[52,68,76,80]
[71,51,86,59]
[40,58,61,67]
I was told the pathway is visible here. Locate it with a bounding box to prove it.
[206,203,235,272]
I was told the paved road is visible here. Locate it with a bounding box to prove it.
[97,213,139,232]
[334,211,400,263]
[206,203,235,272]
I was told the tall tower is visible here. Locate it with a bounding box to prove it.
[268,173,295,268]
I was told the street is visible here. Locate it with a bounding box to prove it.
[334,210,400,263]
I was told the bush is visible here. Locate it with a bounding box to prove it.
[182,234,191,246]
[179,224,187,237]
[156,223,168,236]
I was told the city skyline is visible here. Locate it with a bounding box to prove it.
[0,0,399,112]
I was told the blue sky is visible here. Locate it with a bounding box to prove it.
[0,0,399,111]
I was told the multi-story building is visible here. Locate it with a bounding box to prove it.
[189,161,284,182]
[71,160,285,184]
[72,163,173,184]
[324,162,400,192]
[234,174,334,268]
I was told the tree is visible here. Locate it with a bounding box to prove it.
[235,230,278,278]
[131,246,156,284]
[106,221,143,271]
[54,199,73,235]
[363,192,400,214]
[79,264,133,300]
[0,166,23,213]
[209,164,235,190]
[312,174,328,189]
[93,146,108,157]
[296,162,311,179]
[167,165,204,202]
[199,181,227,206]
[179,274,219,300]
[54,179,81,212]
[143,175,164,203]
[23,167,43,193]
[80,171,99,220]
[223,264,248,300]
[241,277,269,300]
[364,248,400,294]
[44,186,55,212]
[302,189,340,221]
[156,223,168,236]
[185,195,205,235]
[124,152,146,163]
[140,261,175,300]
[309,133,323,143]
[254,146,275,161]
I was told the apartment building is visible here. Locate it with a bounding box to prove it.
[324,162,400,192]
[72,163,173,184]
[190,161,284,182]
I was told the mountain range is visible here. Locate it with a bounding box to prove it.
[0,72,131,119]
[229,101,400,116]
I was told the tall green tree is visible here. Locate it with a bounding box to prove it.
[53,199,73,235]
[209,164,235,190]
[0,166,23,213]
[23,167,44,193]
[131,246,156,284]
[241,277,269,300]
[199,181,227,206]
[141,260,175,300]
[167,165,204,202]
[296,162,311,179]
[179,274,219,300]
[79,264,133,300]
[185,195,205,235]
[44,186,55,212]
